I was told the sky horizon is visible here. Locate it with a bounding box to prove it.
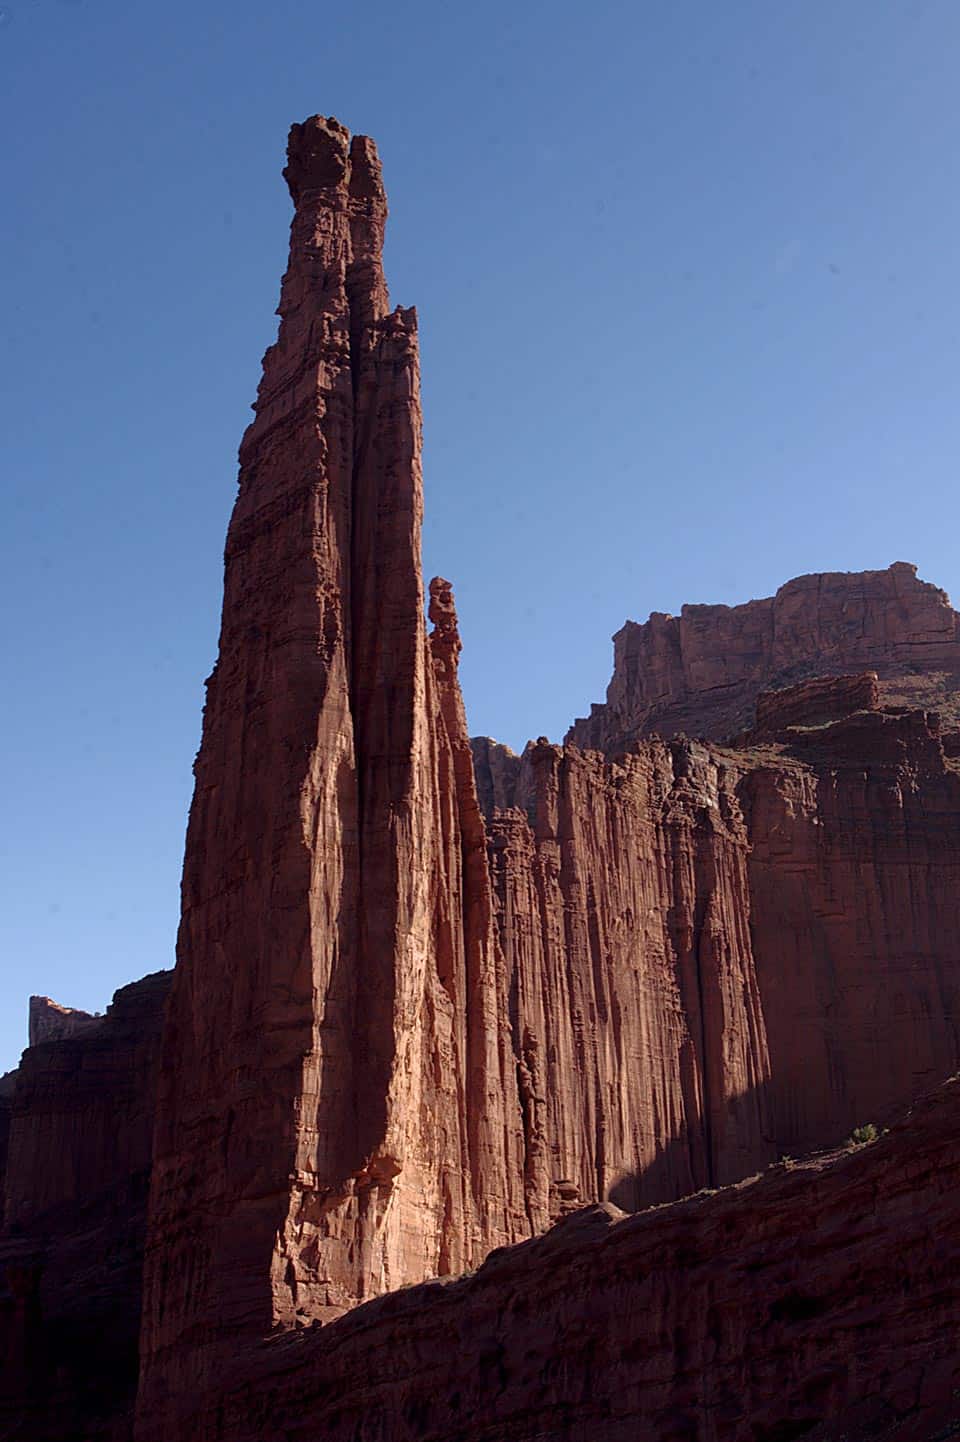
[3,0,960,1069]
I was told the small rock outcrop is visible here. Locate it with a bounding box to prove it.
[27,995,99,1047]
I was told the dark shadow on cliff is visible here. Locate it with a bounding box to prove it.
[606,1077,778,1212]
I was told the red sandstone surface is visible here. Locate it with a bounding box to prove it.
[2,116,960,1441]
[135,116,528,1439]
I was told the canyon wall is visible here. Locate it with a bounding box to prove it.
[479,687,960,1185]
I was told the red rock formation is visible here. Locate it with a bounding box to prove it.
[131,119,960,1438]
[28,994,99,1046]
[135,117,526,1439]
[485,738,776,1213]
[6,115,960,1442]
[742,705,960,1155]
[568,562,960,749]
[479,702,960,1177]
[471,733,522,814]
[0,971,171,1442]
[750,670,880,740]
[3,972,171,1232]
[170,1076,960,1442]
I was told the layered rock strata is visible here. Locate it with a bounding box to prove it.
[748,669,880,740]
[568,561,960,749]
[168,1076,960,1442]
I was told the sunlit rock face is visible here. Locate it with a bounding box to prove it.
[134,115,528,1439]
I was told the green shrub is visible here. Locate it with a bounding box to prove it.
[847,1122,879,1147]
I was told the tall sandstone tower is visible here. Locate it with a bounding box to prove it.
[135,117,528,1430]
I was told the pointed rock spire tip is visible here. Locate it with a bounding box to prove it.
[283,115,384,207]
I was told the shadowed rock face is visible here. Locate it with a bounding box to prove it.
[0,971,172,1442]
[4,116,960,1441]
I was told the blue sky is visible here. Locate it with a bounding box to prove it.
[2,0,959,1069]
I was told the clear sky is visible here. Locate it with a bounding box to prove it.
[2,0,959,1070]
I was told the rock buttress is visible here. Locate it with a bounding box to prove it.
[135,117,525,1438]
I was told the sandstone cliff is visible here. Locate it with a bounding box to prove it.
[135,116,527,1438]
[567,561,960,750]
[133,118,960,1437]
[477,683,960,1181]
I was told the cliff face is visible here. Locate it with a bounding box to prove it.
[485,737,776,1217]
[171,1076,960,1442]
[567,561,960,750]
[0,971,171,1442]
[478,682,960,1175]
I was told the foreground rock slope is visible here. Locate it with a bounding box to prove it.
[1,115,959,1440]
[161,1075,960,1442]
